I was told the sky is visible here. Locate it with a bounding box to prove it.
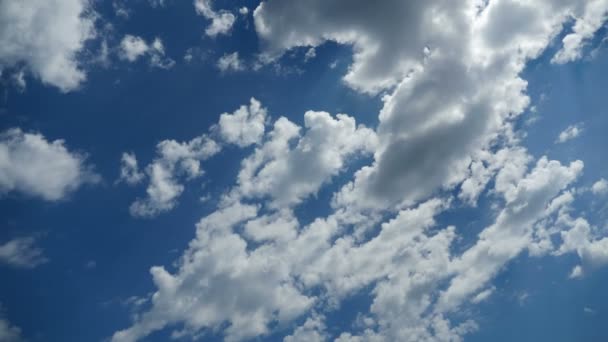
[1,0,608,341]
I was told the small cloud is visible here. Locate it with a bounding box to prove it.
[85,260,97,270]
[591,178,608,196]
[217,52,245,72]
[304,47,316,62]
[556,124,583,144]
[239,7,249,15]
[471,287,495,304]
[584,307,596,314]
[118,152,145,186]
[0,236,47,269]
[119,35,175,69]
[516,291,530,306]
[194,0,236,37]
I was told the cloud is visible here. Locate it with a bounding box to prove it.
[216,98,267,147]
[194,0,236,37]
[114,1,608,341]
[119,152,145,185]
[129,135,220,218]
[0,128,98,201]
[0,313,24,342]
[591,178,608,195]
[0,236,47,269]
[112,202,314,342]
[119,35,175,69]
[0,0,96,92]
[217,52,245,72]
[235,110,377,207]
[284,314,327,342]
[556,124,583,143]
[438,157,583,312]
[552,0,608,64]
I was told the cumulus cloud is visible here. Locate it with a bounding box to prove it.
[591,178,608,195]
[556,124,583,143]
[235,110,377,207]
[119,35,175,69]
[129,135,220,218]
[0,128,98,201]
[114,1,608,341]
[119,152,145,185]
[194,0,236,37]
[217,98,267,147]
[217,52,245,72]
[0,236,47,269]
[0,0,96,92]
[552,0,608,64]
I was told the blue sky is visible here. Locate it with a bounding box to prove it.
[1,1,608,341]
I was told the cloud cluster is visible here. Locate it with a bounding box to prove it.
[119,35,175,69]
[127,98,270,218]
[0,128,98,201]
[113,0,608,341]
[129,135,220,217]
[0,0,95,92]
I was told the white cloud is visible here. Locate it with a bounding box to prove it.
[591,178,608,195]
[283,314,327,342]
[0,314,24,342]
[556,124,583,143]
[236,110,377,207]
[438,157,583,312]
[119,35,175,69]
[217,52,245,72]
[217,98,267,147]
[112,202,314,342]
[552,0,608,64]
[0,128,98,201]
[119,152,145,185]
[129,135,220,218]
[194,0,236,37]
[0,0,96,92]
[0,236,47,269]
[114,1,608,341]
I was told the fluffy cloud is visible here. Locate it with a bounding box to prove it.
[112,202,314,342]
[119,152,145,185]
[194,0,236,37]
[0,236,47,269]
[0,0,96,92]
[556,123,583,143]
[235,110,377,207]
[438,157,583,311]
[114,1,608,341]
[255,0,606,215]
[217,98,267,147]
[127,99,272,217]
[119,35,175,69]
[552,0,608,64]
[591,178,608,195]
[129,135,220,217]
[217,52,245,72]
[0,128,98,201]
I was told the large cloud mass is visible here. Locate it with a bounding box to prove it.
[113,0,608,341]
